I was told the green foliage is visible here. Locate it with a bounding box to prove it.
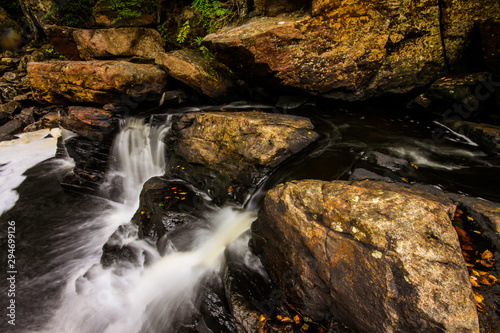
[191,0,232,34]
[48,0,98,27]
[44,46,65,60]
[109,0,154,22]
[176,20,190,44]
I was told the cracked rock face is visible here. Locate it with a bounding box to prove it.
[252,179,479,332]
[204,0,500,100]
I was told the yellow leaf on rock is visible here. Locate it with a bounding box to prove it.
[293,314,301,324]
[301,323,310,330]
[467,216,474,221]
[259,314,267,322]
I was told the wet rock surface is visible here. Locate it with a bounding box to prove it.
[61,136,113,195]
[131,177,214,246]
[445,121,500,155]
[252,179,479,332]
[167,111,319,203]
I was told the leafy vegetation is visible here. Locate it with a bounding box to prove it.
[191,0,233,34]
[47,0,98,27]
[108,0,155,23]
[176,20,190,44]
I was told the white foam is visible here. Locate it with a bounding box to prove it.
[0,130,58,215]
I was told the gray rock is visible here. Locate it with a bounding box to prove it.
[252,179,479,332]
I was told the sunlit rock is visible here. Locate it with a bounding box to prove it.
[73,27,165,60]
[168,111,319,203]
[27,60,166,105]
[252,179,479,332]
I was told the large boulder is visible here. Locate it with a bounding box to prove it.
[27,60,166,105]
[252,180,479,332]
[167,111,319,202]
[155,49,238,102]
[204,0,500,100]
[73,27,165,60]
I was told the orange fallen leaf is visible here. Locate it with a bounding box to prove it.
[293,314,301,325]
[481,250,494,260]
[470,277,480,287]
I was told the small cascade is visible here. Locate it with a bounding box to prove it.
[103,117,171,205]
[40,116,257,333]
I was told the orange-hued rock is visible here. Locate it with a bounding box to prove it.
[27,61,166,105]
[155,49,237,102]
[59,106,115,141]
[253,180,479,332]
[204,0,500,100]
[72,27,165,60]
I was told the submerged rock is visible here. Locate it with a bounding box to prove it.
[27,60,166,105]
[445,120,500,155]
[168,111,319,203]
[73,27,165,60]
[252,179,479,332]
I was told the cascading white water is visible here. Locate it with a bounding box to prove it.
[106,117,171,205]
[39,117,257,333]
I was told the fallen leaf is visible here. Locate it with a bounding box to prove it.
[228,186,233,193]
[410,163,419,169]
[481,250,494,260]
[259,314,267,322]
[293,314,301,325]
[301,323,310,330]
[470,277,480,287]
[467,216,474,221]
[473,291,484,304]
[454,226,467,238]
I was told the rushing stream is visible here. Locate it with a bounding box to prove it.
[1,103,500,333]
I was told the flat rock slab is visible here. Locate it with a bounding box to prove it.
[252,179,479,332]
[73,27,165,60]
[27,61,166,105]
[170,111,319,181]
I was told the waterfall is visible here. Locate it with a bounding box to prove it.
[104,117,171,205]
[39,116,256,333]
